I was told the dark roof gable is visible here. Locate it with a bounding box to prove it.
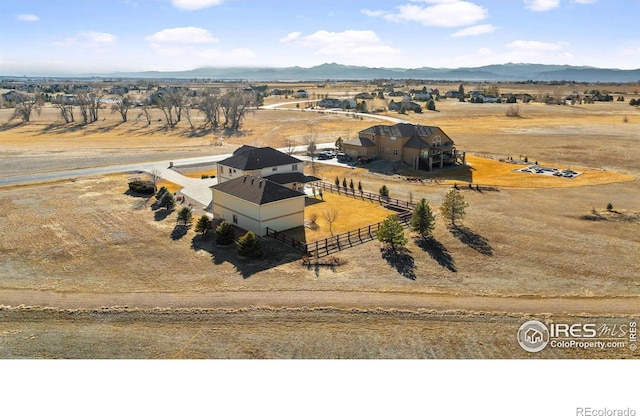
[211,175,305,205]
[218,146,302,170]
[360,123,439,138]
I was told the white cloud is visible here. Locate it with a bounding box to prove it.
[54,31,117,48]
[16,14,40,22]
[507,40,564,52]
[145,27,218,44]
[170,0,223,10]
[572,0,598,3]
[451,24,497,37]
[361,9,387,17]
[280,32,302,43]
[280,30,400,65]
[524,0,560,11]
[386,1,488,28]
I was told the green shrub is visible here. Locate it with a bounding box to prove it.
[176,206,193,225]
[194,215,212,234]
[158,192,175,211]
[155,186,169,199]
[128,180,155,195]
[606,203,613,211]
[216,220,235,245]
[379,184,389,198]
[237,231,263,258]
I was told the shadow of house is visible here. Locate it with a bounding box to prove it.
[191,232,301,279]
[448,224,493,256]
[380,246,417,280]
[416,237,457,272]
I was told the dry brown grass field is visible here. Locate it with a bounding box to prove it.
[1,81,639,358]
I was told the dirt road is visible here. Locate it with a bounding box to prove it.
[1,289,637,315]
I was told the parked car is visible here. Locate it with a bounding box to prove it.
[317,151,335,160]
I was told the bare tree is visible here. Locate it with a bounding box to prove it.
[76,91,103,124]
[9,93,42,123]
[52,96,74,123]
[284,137,298,155]
[111,93,133,122]
[138,98,152,126]
[198,89,221,129]
[323,209,339,237]
[220,90,256,131]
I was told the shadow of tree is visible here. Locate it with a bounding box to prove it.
[154,208,172,221]
[191,233,301,279]
[171,224,190,240]
[380,246,416,280]
[448,224,493,256]
[416,237,457,272]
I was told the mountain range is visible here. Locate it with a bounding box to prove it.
[90,63,640,83]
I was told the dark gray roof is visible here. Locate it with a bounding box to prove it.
[218,146,302,170]
[267,172,321,185]
[360,123,439,138]
[344,137,376,147]
[404,135,430,149]
[211,175,304,205]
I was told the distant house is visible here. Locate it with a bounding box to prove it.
[1,91,25,102]
[388,100,422,112]
[318,98,356,109]
[445,90,462,99]
[210,146,320,236]
[342,123,462,170]
[295,89,308,98]
[354,92,374,100]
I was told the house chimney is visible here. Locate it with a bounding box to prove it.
[251,177,255,185]
[259,180,263,188]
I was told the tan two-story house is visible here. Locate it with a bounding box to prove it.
[343,123,464,170]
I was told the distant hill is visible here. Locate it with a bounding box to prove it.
[93,62,640,82]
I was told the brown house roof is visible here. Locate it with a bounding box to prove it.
[211,175,304,205]
[267,172,321,185]
[360,123,439,138]
[403,135,430,149]
[344,137,376,147]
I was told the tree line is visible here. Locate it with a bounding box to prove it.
[4,86,262,132]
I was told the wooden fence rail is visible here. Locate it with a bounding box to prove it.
[266,205,413,258]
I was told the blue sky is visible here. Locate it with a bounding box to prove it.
[1,0,639,75]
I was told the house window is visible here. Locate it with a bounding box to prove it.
[292,164,298,171]
[232,214,238,224]
[433,135,442,146]
[393,149,398,155]
[228,168,232,174]
[391,136,396,142]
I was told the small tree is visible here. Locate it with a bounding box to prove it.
[335,137,344,151]
[342,178,347,189]
[194,215,212,234]
[358,181,363,196]
[379,184,389,198]
[159,192,176,211]
[440,189,469,225]
[237,231,263,258]
[155,186,169,200]
[216,220,235,245]
[335,176,340,189]
[176,206,193,226]
[458,84,465,102]
[349,179,355,194]
[323,209,339,237]
[606,203,613,211]
[426,99,436,111]
[410,198,436,240]
[377,215,407,251]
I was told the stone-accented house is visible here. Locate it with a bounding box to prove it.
[210,175,306,236]
[388,100,422,113]
[342,123,463,170]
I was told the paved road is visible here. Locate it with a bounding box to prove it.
[0,99,402,188]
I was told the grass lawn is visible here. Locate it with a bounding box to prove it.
[298,189,394,242]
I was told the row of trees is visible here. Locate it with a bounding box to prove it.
[6,87,259,131]
[377,189,469,251]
